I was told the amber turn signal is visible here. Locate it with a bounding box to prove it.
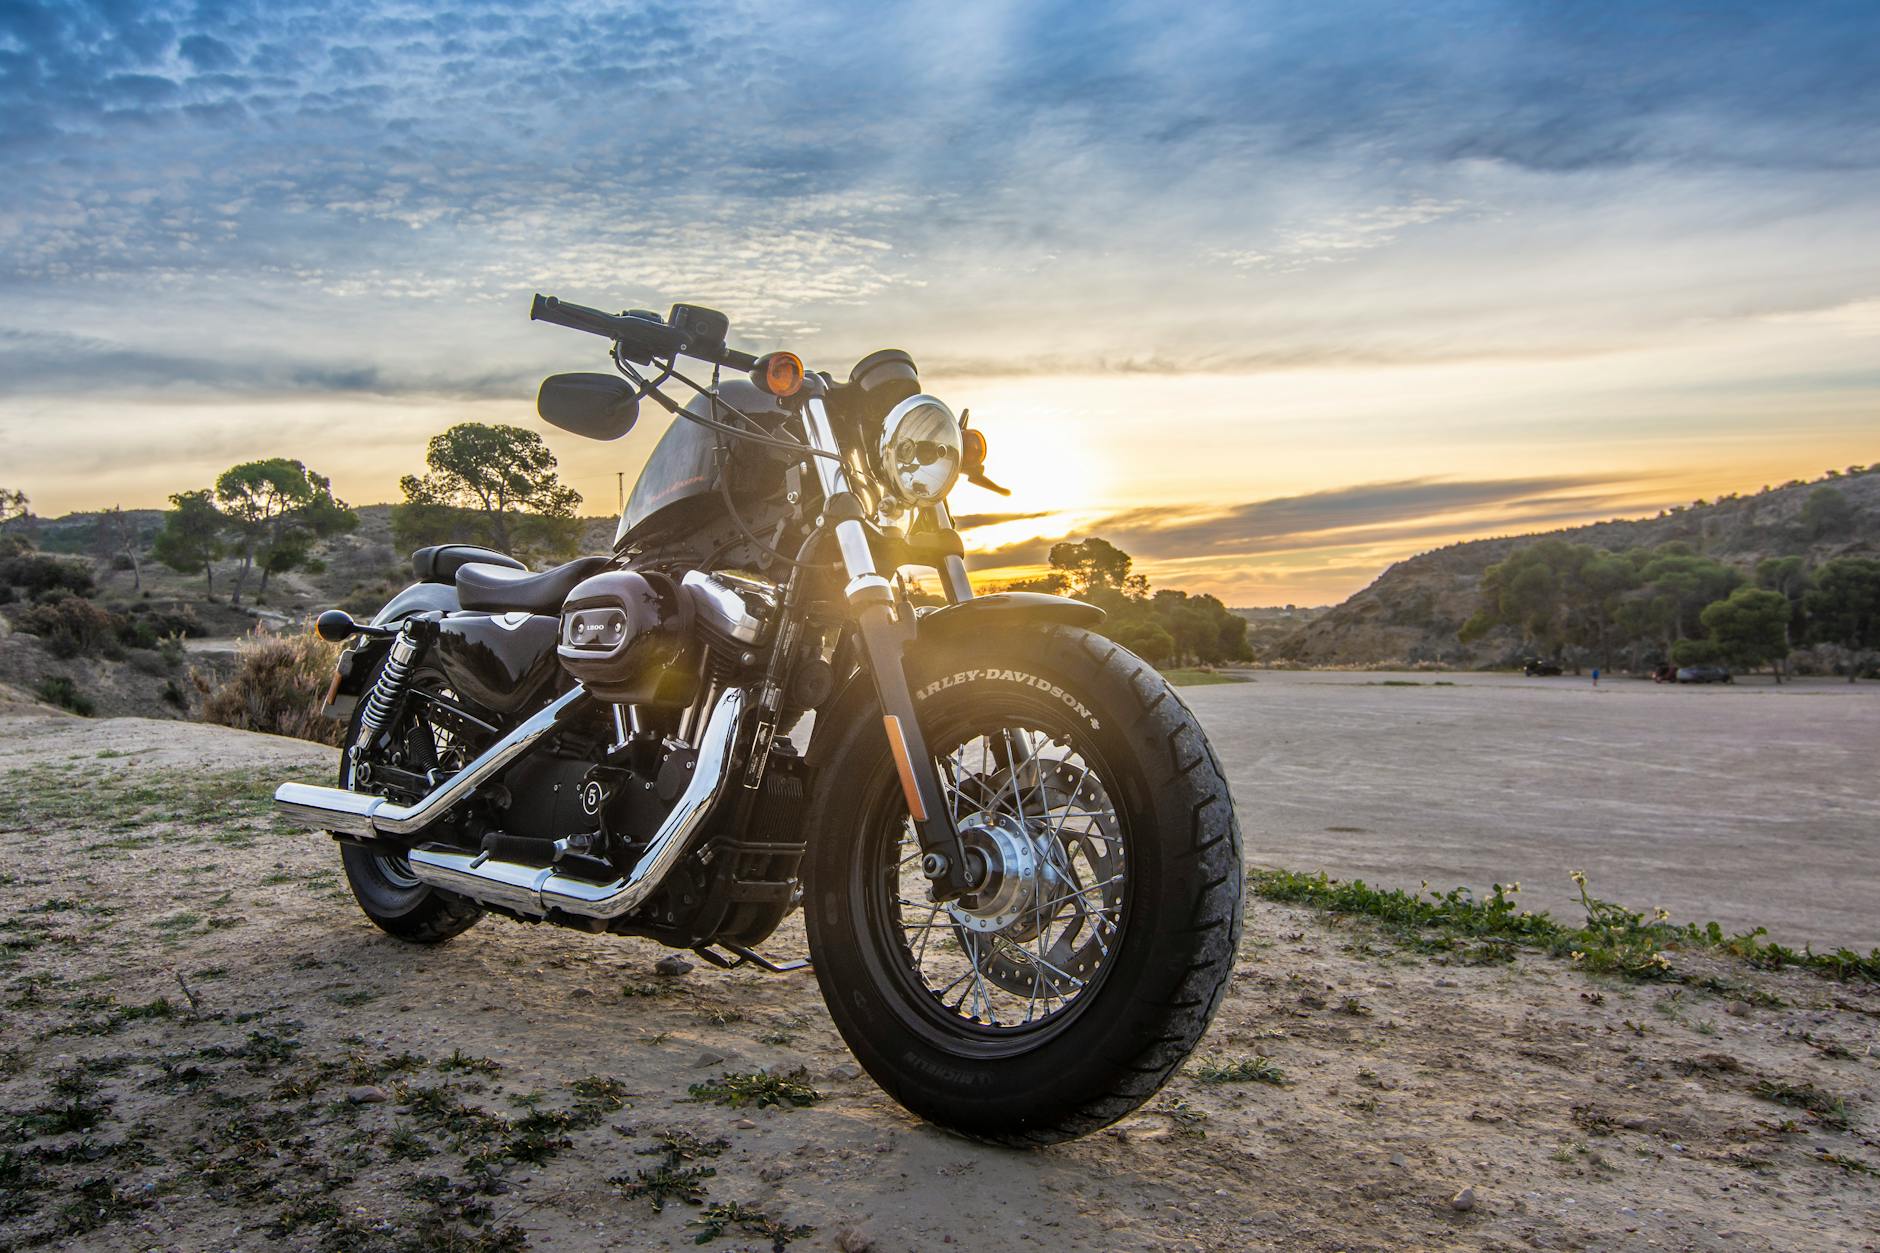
[755,351,805,397]
[961,426,987,470]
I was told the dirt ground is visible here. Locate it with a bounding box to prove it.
[1,711,1876,1252]
[1191,671,1880,951]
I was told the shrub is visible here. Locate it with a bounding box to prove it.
[12,597,121,659]
[125,602,207,640]
[0,554,95,601]
[199,630,345,745]
[35,676,96,717]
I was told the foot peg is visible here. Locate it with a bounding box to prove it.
[693,943,811,974]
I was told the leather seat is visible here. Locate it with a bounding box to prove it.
[456,556,612,614]
[412,544,524,584]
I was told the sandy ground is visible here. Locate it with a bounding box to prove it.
[1,710,1876,1252]
[1190,672,1880,952]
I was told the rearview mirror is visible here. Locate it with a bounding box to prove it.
[537,373,639,440]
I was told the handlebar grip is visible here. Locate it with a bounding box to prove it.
[531,294,683,360]
[531,293,762,373]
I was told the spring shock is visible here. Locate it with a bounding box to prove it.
[356,627,420,750]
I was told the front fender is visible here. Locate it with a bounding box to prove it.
[805,593,1103,767]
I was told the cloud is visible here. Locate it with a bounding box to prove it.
[964,475,1655,575]
[951,510,1055,530]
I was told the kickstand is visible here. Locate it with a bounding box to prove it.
[692,943,812,974]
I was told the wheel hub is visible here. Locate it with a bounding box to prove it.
[947,814,1047,934]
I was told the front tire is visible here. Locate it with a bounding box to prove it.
[804,626,1243,1144]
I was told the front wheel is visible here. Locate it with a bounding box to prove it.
[804,626,1243,1145]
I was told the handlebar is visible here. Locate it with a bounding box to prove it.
[530,293,759,372]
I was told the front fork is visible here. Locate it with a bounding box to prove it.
[801,389,979,901]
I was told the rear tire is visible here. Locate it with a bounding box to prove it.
[336,655,483,945]
[803,625,1242,1145]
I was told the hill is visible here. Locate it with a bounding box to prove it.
[1273,466,1880,669]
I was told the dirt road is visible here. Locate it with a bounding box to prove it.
[1,712,1876,1251]
[1190,671,1880,951]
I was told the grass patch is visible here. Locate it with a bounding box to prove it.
[1753,1080,1851,1130]
[1192,1055,1285,1085]
[0,765,287,836]
[1249,868,1880,984]
[688,1200,814,1247]
[686,1069,822,1110]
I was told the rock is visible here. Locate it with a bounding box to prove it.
[1388,1154,1407,1169]
[1450,1186,1476,1213]
[823,1063,861,1082]
[346,1085,389,1104]
[1434,978,1458,988]
[692,1050,727,1069]
[836,1227,875,1253]
[654,955,695,977]
[733,1118,757,1130]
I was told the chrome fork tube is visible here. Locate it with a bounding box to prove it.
[802,395,891,603]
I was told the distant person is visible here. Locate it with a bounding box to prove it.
[1592,667,1600,687]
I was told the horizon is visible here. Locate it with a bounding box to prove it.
[4,2,1878,603]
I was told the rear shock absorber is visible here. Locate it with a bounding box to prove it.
[355,627,420,751]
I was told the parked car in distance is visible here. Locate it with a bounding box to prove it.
[1523,659,1564,677]
[1675,665,1733,684]
[1652,663,1676,683]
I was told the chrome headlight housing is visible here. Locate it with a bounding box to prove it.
[876,394,962,505]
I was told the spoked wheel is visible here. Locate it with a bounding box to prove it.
[805,626,1243,1145]
[888,724,1128,1036]
[335,659,484,944]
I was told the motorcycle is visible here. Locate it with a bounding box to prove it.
[275,294,1244,1144]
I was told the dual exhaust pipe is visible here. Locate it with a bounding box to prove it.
[273,686,746,921]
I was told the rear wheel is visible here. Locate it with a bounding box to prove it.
[336,658,483,944]
[804,626,1242,1144]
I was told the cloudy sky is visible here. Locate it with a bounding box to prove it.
[3,1,1877,603]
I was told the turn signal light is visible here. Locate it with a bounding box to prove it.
[756,351,805,397]
[961,426,987,470]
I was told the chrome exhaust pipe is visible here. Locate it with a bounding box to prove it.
[273,687,588,838]
[406,687,745,920]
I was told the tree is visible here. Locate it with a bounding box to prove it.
[92,506,145,591]
[1799,486,1854,540]
[0,487,30,556]
[396,423,582,560]
[1698,587,1790,681]
[215,459,357,604]
[1635,550,1741,652]
[1805,557,1880,682]
[1046,538,1134,597]
[153,490,227,598]
[1754,556,1810,670]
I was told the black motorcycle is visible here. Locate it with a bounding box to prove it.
[275,295,1243,1144]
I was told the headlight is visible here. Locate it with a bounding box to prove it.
[876,394,962,505]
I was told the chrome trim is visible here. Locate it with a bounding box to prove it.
[834,519,878,580]
[682,570,769,644]
[273,687,587,837]
[876,393,962,506]
[928,501,975,604]
[401,687,745,919]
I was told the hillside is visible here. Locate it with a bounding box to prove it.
[1273,467,1880,669]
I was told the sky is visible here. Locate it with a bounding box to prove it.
[2,1,1877,605]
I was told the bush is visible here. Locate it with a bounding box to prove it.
[34,676,96,717]
[125,602,207,639]
[0,554,95,601]
[199,630,346,745]
[12,597,121,659]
